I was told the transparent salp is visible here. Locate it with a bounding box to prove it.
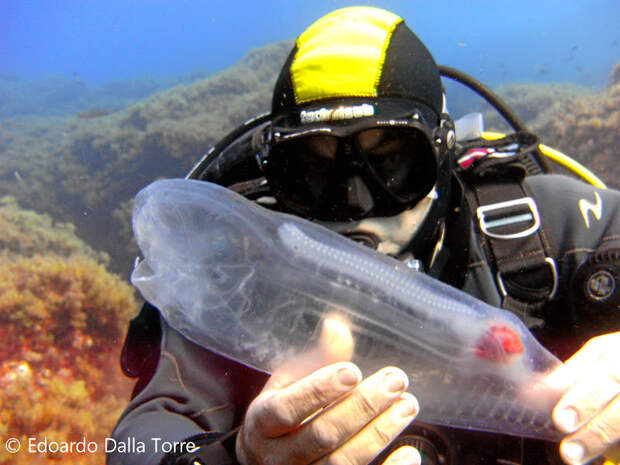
[132,179,566,440]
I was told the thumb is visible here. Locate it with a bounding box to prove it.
[543,335,610,392]
[265,314,355,390]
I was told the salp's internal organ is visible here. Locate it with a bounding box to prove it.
[132,179,565,440]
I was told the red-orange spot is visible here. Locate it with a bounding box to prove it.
[475,324,524,363]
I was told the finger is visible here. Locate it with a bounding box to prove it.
[314,392,420,465]
[382,445,422,465]
[559,395,620,465]
[553,371,620,433]
[316,316,355,362]
[251,362,362,437]
[285,367,411,464]
[545,357,599,394]
[544,335,611,391]
[266,315,355,390]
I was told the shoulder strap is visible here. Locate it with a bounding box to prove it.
[456,133,557,327]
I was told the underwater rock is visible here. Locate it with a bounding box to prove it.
[76,108,117,119]
[0,199,137,465]
[610,60,620,86]
[121,107,149,130]
[0,41,292,274]
[0,195,108,263]
[484,69,620,190]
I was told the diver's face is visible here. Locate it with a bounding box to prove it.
[267,126,438,222]
[318,188,436,256]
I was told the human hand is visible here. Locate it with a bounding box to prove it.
[546,331,620,464]
[235,317,421,465]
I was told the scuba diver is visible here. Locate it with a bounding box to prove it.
[109,7,620,465]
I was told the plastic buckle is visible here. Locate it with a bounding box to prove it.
[477,197,541,240]
[496,257,559,301]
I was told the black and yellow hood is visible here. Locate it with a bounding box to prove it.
[272,7,443,126]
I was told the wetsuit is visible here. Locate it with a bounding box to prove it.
[107,174,620,465]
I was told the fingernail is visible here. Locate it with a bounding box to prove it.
[555,407,578,432]
[337,366,361,386]
[395,392,419,419]
[389,445,421,465]
[384,370,408,393]
[561,441,585,464]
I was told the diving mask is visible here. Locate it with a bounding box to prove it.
[265,120,440,221]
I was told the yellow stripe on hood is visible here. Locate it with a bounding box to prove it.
[291,7,402,104]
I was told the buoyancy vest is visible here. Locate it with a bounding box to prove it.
[449,132,620,357]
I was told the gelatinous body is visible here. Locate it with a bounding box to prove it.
[131,178,565,440]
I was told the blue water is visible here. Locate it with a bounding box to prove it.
[2,0,618,89]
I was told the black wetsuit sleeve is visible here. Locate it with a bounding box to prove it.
[107,303,268,465]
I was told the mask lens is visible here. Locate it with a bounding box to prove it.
[356,127,437,199]
[267,125,438,219]
[268,135,339,208]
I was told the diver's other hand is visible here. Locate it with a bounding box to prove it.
[547,331,620,465]
[235,363,420,465]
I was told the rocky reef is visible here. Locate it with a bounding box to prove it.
[531,73,619,184]
[484,72,620,186]
[0,69,213,120]
[0,197,137,464]
[0,41,292,275]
